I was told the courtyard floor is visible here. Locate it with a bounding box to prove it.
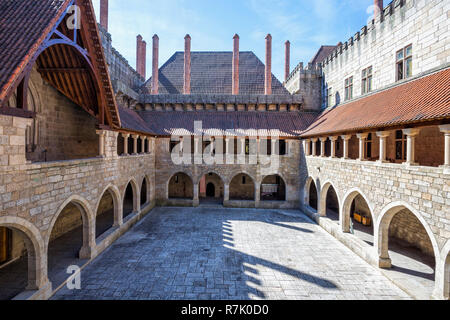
[52,206,411,300]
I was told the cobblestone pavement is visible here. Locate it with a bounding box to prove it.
[52,207,411,300]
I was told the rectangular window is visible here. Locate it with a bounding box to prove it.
[396,45,412,81]
[245,139,250,155]
[361,67,373,94]
[344,76,353,101]
[278,140,287,155]
[365,133,373,159]
[242,176,246,184]
[395,130,407,161]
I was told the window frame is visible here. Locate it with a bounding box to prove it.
[344,76,353,101]
[396,44,412,81]
[361,66,373,95]
[395,130,407,162]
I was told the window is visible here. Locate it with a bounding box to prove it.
[245,139,250,155]
[175,175,179,183]
[396,45,412,81]
[395,130,407,161]
[365,133,373,159]
[169,140,179,153]
[344,76,353,101]
[242,176,246,184]
[361,67,373,94]
[327,87,333,107]
[279,140,287,155]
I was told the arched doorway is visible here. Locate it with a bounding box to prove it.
[199,173,224,204]
[123,181,138,219]
[261,175,286,201]
[96,188,119,240]
[342,190,374,245]
[377,204,438,299]
[141,177,149,206]
[230,173,255,200]
[0,224,40,300]
[47,199,91,290]
[309,181,318,210]
[168,173,193,199]
[319,183,339,222]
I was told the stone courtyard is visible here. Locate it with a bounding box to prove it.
[52,207,410,300]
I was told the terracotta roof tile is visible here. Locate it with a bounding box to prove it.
[301,68,450,138]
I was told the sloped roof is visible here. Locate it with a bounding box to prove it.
[142,51,290,95]
[0,0,70,103]
[134,110,318,137]
[301,67,450,138]
[309,45,336,65]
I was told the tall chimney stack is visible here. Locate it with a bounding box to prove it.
[100,0,108,31]
[184,35,191,94]
[232,34,240,95]
[152,34,159,95]
[136,35,146,79]
[374,0,383,17]
[285,40,290,82]
[265,34,272,95]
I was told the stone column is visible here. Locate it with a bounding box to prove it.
[224,183,230,202]
[303,139,310,156]
[255,182,261,208]
[319,137,327,157]
[402,128,421,165]
[439,124,450,167]
[141,136,146,154]
[271,139,277,156]
[194,137,202,165]
[376,131,390,163]
[237,137,246,164]
[311,138,318,156]
[96,130,106,157]
[193,183,199,207]
[121,133,130,156]
[132,135,139,155]
[341,135,351,159]
[357,133,368,161]
[330,136,338,158]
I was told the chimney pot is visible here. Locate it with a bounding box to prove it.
[265,34,272,95]
[136,35,146,78]
[232,34,240,95]
[100,0,108,31]
[184,34,191,94]
[152,34,159,95]
[374,0,383,17]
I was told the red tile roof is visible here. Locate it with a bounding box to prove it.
[301,68,450,138]
[133,110,318,137]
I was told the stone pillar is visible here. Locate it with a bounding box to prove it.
[184,34,191,94]
[330,136,338,158]
[255,183,261,208]
[132,135,139,155]
[151,34,159,95]
[271,139,277,156]
[193,183,199,206]
[319,137,327,157]
[376,131,390,163]
[224,184,230,202]
[96,130,106,157]
[194,137,202,165]
[141,136,146,154]
[311,138,318,156]
[232,34,239,95]
[121,133,130,156]
[357,133,368,161]
[265,34,272,95]
[439,124,450,167]
[402,128,421,165]
[341,135,351,159]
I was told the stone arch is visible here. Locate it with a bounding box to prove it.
[229,172,256,201]
[318,180,340,220]
[122,178,140,219]
[375,201,440,270]
[198,172,225,201]
[341,188,374,233]
[46,195,94,254]
[195,170,227,185]
[95,184,122,239]
[0,216,47,296]
[304,176,320,208]
[168,172,194,200]
[260,174,286,201]
[140,175,151,206]
[436,239,450,299]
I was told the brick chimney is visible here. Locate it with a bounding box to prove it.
[152,34,159,95]
[285,40,290,82]
[374,0,383,16]
[265,34,272,95]
[100,0,108,31]
[232,34,239,95]
[136,35,146,79]
[184,34,191,94]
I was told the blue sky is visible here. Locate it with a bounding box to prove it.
[92,0,376,81]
